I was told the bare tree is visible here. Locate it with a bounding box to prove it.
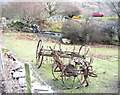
[0,3,7,19]
[42,2,63,17]
[60,2,81,18]
[105,2,120,17]
[3,2,48,24]
[101,1,120,41]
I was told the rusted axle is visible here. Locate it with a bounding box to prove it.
[38,49,85,58]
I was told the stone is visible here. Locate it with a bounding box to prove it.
[18,77,26,86]
[13,71,25,78]
[31,76,37,83]
[31,83,54,93]
[11,63,24,71]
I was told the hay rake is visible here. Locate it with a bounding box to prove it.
[36,39,97,88]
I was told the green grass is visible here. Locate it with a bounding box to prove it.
[1,33,118,93]
[90,16,118,21]
[78,16,118,22]
[43,23,62,33]
[90,47,118,56]
[1,33,37,61]
[34,57,118,93]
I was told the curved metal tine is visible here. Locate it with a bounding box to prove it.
[84,46,86,55]
[80,75,88,86]
[81,68,89,86]
[37,45,44,68]
[49,46,54,53]
[90,57,93,63]
[83,56,93,66]
[84,60,88,67]
[88,71,97,77]
[78,45,84,55]
[52,63,56,79]
[84,46,90,56]
[61,75,65,84]
[61,65,67,84]
[90,57,93,65]
[36,45,43,65]
[36,55,40,64]
[38,55,44,68]
[86,57,93,71]
[36,39,42,59]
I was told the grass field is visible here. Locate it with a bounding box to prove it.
[0,32,119,93]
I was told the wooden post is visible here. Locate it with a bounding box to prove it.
[25,63,32,94]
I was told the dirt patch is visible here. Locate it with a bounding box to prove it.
[90,43,119,50]
[10,34,39,41]
[92,54,118,60]
[10,33,61,44]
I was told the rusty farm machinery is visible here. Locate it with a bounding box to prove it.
[36,39,97,88]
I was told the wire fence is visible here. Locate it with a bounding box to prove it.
[24,62,53,93]
[0,44,54,93]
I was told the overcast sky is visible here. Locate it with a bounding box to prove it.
[0,0,119,2]
[0,0,8,3]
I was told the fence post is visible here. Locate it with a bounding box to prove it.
[25,63,32,94]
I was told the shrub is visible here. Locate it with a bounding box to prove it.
[100,20,119,45]
[62,19,103,44]
[62,19,119,45]
[8,21,40,33]
[8,21,25,31]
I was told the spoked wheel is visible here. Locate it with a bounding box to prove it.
[52,63,81,89]
[60,64,81,89]
[36,39,44,68]
[52,63,62,80]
